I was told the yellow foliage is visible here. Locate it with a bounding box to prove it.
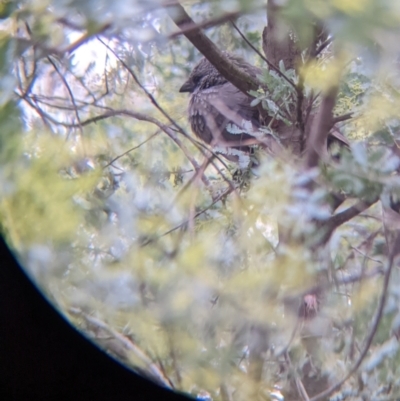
[305,0,333,19]
[357,94,400,134]
[301,58,344,93]
[332,0,371,15]
[0,134,100,248]
[182,364,221,396]
[352,279,380,311]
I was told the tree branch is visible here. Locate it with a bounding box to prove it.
[141,187,234,247]
[305,86,339,168]
[168,11,242,39]
[98,37,188,135]
[262,1,300,71]
[47,56,83,131]
[98,36,237,183]
[332,113,353,125]
[297,73,305,151]
[315,37,332,57]
[165,2,262,95]
[230,21,296,90]
[317,199,378,245]
[104,131,161,168]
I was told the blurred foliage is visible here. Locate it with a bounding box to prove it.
[2,0,400,400]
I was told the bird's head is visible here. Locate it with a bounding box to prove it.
[179,56,230,93]
[180,53,259,94]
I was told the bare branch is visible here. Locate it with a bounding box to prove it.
[169,11,242,39]
[317,199,378,245]
[293,266,384,306]
[15,22,111,60]
[97,36,235,178]
[165,2,262,95]
[97,37,188,135]
[285,352,310,401]
[104,131,161,168]
[315,37,333,57]
[230,21,296,90]
[332,113,353,125]
[18,96,212,187]
[47,56,83,130]
[329,200,376,229]
[141,187,234,247]
[64,24,112,54]
[297,74,305,150]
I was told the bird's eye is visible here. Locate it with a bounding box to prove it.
[192,75,201,85]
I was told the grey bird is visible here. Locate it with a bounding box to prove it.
[179,54,264,158]
[180,54,350,162]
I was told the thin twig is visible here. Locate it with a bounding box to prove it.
[309,233,400,401]
[47,56,83,131]
[65,24,111,54]
[332,113,353,125]
[169,11,242,39]
[104,131,160,168]
[297,73,305,151]
[16,98,212,188]
[230,21,297,90]
[97,37,188,136]
[97,37,234,187]
[141,187,233,247]
[285,351,310,401]
[315,38,333,57]
[69,308,173,389]
[288,265,384,305]
[15,23,111,59]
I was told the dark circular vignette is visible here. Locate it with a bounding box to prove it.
[0,235,192,401]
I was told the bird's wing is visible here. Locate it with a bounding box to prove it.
[189,82,259,147]
[215,83,259,123]
[205,83,259,143]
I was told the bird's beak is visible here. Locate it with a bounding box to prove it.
[179,80,194,93]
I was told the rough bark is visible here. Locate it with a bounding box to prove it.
[262,4,335,399]
[305,86,338,168]
[263,1,300,70]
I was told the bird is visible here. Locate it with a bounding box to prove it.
[179,53,265,160]
[180,53,350,162]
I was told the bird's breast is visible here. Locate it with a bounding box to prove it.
[187,90,219,144]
